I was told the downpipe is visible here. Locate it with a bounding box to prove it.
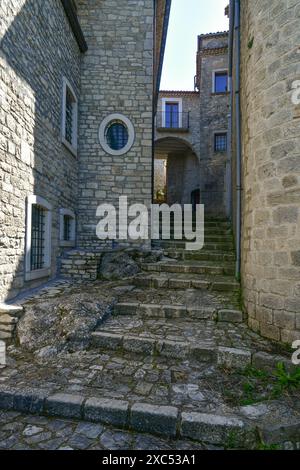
[234,0,242,280]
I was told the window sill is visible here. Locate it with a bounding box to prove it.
[211,92,230,96]
[62,138,78,158]
[157,127,189,133]
[25,268,51,282]
[60,240,76,248]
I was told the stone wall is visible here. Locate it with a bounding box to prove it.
[61,250,98,281]
[233,0,300,343]
[0,0,81,301]
[198,33,230,217]
[77,0,154,249]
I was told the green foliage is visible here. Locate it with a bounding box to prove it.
[248,36,254,49]
[271,362,300,397]
[225,430,240,450]
[241,365,268,380]
[256,441,280,451]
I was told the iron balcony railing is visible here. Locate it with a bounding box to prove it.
[156,112,190,130]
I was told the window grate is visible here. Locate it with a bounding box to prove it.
[31,205,46,271]
[106,121,129,151]
[214,133,227,152]
[65,89,74,145]
[63,215,72,241]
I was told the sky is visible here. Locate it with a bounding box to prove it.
[160,0,229,90]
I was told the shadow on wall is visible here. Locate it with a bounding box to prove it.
[0,0,80,302]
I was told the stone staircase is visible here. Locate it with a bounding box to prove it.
[81,221,299,446]
[1,219,299,448]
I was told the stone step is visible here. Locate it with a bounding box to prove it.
[114,303,243,323]
[162,249,236,263]
[153,240,235,251]
[91,330,252,369]
[133,273,240,292]
[156,235,233,244]
[0,386,259,446]
[142,261,235,276]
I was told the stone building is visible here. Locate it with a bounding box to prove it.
[1,0,299,349]
[154,90,200,205]
[154,32,230,214]
[230,0,300,343]
[0,0,171,301]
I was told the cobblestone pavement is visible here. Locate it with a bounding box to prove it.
[0,410,205,450]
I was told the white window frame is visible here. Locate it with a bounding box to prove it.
[212,70,229,94]
[60,208,76,247]
[61,77,78,157]
[25,195,52,281]
[161,97,183,128]
[213,130,228,153]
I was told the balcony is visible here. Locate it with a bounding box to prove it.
[156,112,190,132]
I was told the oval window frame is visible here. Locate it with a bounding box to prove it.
[99,113,135,156]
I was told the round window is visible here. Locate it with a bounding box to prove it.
[105,120,129,151]
[99,113,135,156]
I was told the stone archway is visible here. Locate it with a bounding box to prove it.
[154,137,200,206]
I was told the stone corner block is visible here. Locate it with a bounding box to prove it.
[252,351,294,373]
[45,393,84,419]
[13,388,47,414]
[130,402,178,437]
[84,397,129,428]
[218,309,243,323]
[180,412,250,446]
[0,388,15,411]
[0,303,24,317]
[217,347,252,369]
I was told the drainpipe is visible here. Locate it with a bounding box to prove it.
[227,0,235,220]
[234,0,242,280]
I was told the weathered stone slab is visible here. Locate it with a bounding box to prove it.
[13,389,47,414]
[130,403,178,437]
[156,340,190,359]
[84,397,128,428]
[91,332,123,350]
[114,303,139,316]
[181,412,248,445]
[45,393,84,419]
[217,347,252,369]
[252,351,293,373]
[218,309,243,323]
[123,335,155,354]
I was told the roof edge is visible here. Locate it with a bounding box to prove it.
[61,0,88,53]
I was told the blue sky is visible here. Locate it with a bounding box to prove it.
[160,0,229,90]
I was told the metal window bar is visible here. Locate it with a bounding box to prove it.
[214,134,227,152]
[65,89,74,145]
[157,112,190,129]
[31,205,45,271]
[106,122,128,151]
[64,215,72,241]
